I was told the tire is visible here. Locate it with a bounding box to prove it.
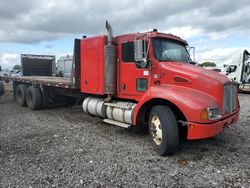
[16,85,27,106]
[40,88,49,109]
[26,86,42,110]
[0,81,4,96]
[149,105,179,156]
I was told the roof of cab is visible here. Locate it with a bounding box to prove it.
[115,31,188,45]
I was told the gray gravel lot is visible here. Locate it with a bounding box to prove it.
[0,83,249,188]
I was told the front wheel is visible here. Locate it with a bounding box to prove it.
[149,105,179,156]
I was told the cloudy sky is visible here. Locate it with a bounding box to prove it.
[0,0,250,69]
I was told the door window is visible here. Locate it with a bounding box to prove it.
[122,42,135,62]
[226,65,237,73]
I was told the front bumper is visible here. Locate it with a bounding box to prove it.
[187,111,239,140]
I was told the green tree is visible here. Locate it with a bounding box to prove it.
[199,62,216,67]
[13,64,21,70]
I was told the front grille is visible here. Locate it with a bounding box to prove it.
[223,84,237,114]
[231,85,237,112]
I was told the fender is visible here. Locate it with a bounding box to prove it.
[133,84,218,125]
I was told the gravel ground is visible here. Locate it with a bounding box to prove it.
[0,82,249,188]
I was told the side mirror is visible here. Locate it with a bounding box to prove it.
[134,40,148,68]
[187,46,195,62]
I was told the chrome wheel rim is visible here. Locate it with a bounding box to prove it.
[150,115,162,145]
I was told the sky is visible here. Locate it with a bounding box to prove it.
[0,0,250,69]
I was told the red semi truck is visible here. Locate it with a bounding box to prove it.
[1,21,240,156]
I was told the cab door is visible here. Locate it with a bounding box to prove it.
[117,41,150,101]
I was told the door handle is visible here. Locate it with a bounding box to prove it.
[121,83,126,91]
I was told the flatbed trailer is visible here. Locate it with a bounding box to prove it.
[6,75,80,106]
[4,74,81,108]
[3,39,82,106]
[7,76,75,89]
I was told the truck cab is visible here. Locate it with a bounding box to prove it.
[116,32,195,101]
[80,22,240,155]
[223,49,250,84]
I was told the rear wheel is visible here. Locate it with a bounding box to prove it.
[16,85,27,106]
[149,105,179,156]
[26,86,42,110]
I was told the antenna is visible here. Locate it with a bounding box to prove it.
[178,14,180,32]
[142,0,149,32]
[178,14,183,38]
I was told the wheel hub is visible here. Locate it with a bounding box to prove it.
[150,115,163,145]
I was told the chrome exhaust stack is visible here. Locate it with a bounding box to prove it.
[104,21,117,97]
[106,21,113,45]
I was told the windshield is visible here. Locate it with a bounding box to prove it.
[153,38,190,63]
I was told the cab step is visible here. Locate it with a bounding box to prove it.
[103,119,131,128]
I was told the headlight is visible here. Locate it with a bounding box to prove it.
[200,107,222,120]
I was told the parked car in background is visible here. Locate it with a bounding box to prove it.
[8,69,22,77]
[0,69,10,78]
[11,70,22,77]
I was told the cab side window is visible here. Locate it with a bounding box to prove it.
[122,42,135,62]
[226,65,237,73]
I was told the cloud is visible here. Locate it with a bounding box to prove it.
[0,0,250,69]
[196,47,250,67]
[0,0,36,20]
[0,53,20,69]
[0,0,250,44]
[44,44,53,49]
[162,26,203,40]
[0,30,64,44]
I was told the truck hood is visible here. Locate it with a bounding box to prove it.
[160,62,230,102]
